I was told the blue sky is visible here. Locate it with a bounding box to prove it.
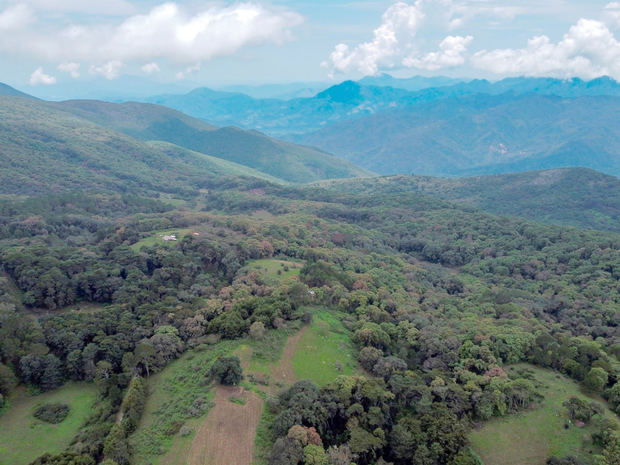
[1,0,619,92]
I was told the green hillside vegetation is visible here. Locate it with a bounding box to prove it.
[0,99,618,465]
[0,82,35,99]
[55,99,371,184]
[0,97,285,196]
[318,168,620,233]
[471,364,620,465]
[0,383,97,465]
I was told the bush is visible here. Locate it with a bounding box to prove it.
[209,356,242,385]
[33,403,70,424]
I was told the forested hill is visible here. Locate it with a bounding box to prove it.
[54,100,370,183]
[0,96,370,192]
[0,82,36,99]
[0,96,286,195]
[317,168,620,233]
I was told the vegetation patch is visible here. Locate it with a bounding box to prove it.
[470,364,620,465]
[33,403,70,424]
[129,340,238,465]
[292,308,359,386]
[0,383,97,465]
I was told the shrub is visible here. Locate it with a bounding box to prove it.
[33,403,70,424]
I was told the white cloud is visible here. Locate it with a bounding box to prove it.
[328,1,425,75]
[29,67,56,85]
[404,34,473,70]
[58,61,80,78]
[0,2,303,80]
[175,63,200,80]
[141,62,160,74]
[605,2,620,27]
[0,4,32,30]
[472,19,620,80]
[89,61,123,80]
[14,0,136,16]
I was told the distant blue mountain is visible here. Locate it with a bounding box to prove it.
[143,76,620,138]
[292,93,620,178]
[358,73,464,91]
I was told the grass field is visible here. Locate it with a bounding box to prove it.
[470,364,620,465]
[0,383,97,465]
[130,340,239,465]
[244,259,302,284]
[292,308,359,386]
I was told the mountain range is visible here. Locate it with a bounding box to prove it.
[293,93,620,177]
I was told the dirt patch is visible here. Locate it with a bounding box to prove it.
[270,326,307,385]
[187,385,263,465]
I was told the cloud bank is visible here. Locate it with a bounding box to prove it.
[326,0,620,80]
[0,1,303,80]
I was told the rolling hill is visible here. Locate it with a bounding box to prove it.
[0,97,292,195]
[317,168,620,232]
[293,94,620,177]
[0,82,35,99]
[54,99,370,183]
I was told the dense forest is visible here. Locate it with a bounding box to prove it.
[0,168,618,465]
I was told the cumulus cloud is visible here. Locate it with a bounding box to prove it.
[89,61,123,80]
[325,1,477,76]
[403,34,472,70]
[29,67,56,85]
[327,1,425,75]
[0,3,32,30]
[141,62,160,75]
[0,2,303,79]
[472,19,620,80]
[58,62,80,78]
[605,2,620,27]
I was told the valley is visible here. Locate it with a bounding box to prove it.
[0,68,619,465]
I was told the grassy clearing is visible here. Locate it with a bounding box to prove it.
[245,259,303,284]
[292,308,359,386]
[470,364,620,465]
[130,339,239,465]
[130,228,195,251]
[0,383,97,465]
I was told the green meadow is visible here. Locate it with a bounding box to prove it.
[292,308,359,386]
[0,383,97,465]
[470,364,620,465]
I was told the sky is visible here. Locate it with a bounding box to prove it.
[1,0,620,94]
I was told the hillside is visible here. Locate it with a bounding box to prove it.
[55,100,370,183]
[293,94,620,177]
[0,97,286,195]
[0,82,35,99]
[318,168,620,233]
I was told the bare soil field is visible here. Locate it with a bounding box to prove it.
[187,385,263,465]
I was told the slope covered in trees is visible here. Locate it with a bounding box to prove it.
[318,168,620,233]
[55,100,370,183]
[0,92,618,465]
[0,97,370,195]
